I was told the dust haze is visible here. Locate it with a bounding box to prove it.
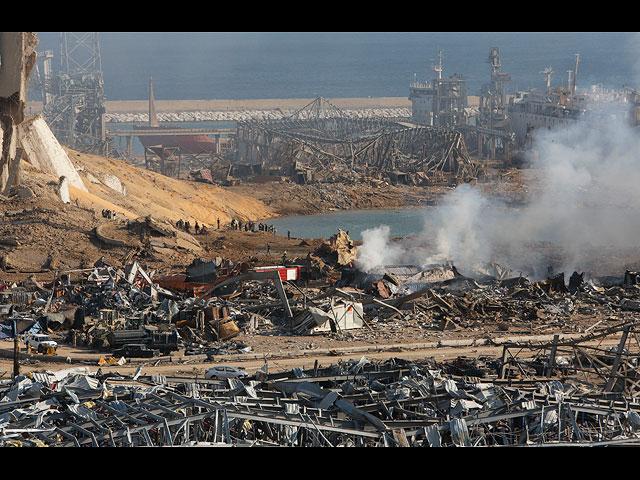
[356,108,640,279]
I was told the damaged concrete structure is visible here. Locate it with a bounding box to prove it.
[18,116,88,192]
[0,32,87,202]
[0,32,38,196]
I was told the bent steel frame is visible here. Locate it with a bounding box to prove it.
[235,96,476,180]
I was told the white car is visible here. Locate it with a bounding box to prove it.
[26,333,58,353]
[205,365,249,380]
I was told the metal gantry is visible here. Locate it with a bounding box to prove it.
[39,32,110,156]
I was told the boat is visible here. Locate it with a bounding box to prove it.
[134,77,218,155]
[508,54,633,146]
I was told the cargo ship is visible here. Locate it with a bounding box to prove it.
[134,77,218,155]
[508,54,634,146]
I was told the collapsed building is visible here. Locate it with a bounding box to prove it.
[231,96,478,186]
[6,351,640,447]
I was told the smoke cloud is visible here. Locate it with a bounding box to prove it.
[356,102,640,279]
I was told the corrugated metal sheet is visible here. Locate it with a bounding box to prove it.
[450,418,470,446]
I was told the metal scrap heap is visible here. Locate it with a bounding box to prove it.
[3,346,640,446]
[1,233,640,446]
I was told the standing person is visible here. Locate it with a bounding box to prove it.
[195,221,200,235]
[287,230,291,240]
[266,243,271,256]
[274,228,277,240]
[201,224,207,234]
[185,220,191,233]
[217,218,220,230]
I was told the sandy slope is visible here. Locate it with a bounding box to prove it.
[64,148,276,227]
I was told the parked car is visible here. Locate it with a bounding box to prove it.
[205,365,249,379]
[26,333,57,353]
[112,344,159,358]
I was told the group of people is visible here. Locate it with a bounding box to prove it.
[171,216,282,238]
[101,209,117,220]
[176,218,207,235]
[229,219,277,234]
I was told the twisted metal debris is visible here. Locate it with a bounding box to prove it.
[4,333,640,447]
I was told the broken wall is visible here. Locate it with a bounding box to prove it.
[0,32,38,195]
[18,116,88,192]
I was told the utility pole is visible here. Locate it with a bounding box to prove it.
[12,319,20,379]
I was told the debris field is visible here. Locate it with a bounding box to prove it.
[3,226,640,446]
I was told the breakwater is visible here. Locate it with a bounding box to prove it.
[105,107,412,123]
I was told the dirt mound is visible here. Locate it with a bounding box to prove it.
[63,147,276,226]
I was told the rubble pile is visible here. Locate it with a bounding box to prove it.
[2,228,640,357]
[0,224,639,446]
[4,346,640,446]
[333,264,640,337]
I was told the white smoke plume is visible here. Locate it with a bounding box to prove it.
[355,225,405,271]
[356,102,640,279]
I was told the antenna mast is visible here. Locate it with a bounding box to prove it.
[571,53,580,95]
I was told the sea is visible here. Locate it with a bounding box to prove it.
[33,32,640,102]
[267,208,430,241]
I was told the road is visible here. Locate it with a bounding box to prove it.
[0,332,623,380]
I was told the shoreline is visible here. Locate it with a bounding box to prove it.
[27,97,412,115]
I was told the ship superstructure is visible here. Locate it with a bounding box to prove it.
[508,54,633,146]
[409,51,467,127]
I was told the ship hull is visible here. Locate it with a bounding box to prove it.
[509,111,580,146]
[135,127,217,155]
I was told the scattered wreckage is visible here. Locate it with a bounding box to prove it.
[2,228,640,360]
[4,343,640,446]
[2,227,640,446]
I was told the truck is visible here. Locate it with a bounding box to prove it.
[147,330,181,355]
[25,333,58,354]
[110,328,182,357]
[112,344,159,358]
